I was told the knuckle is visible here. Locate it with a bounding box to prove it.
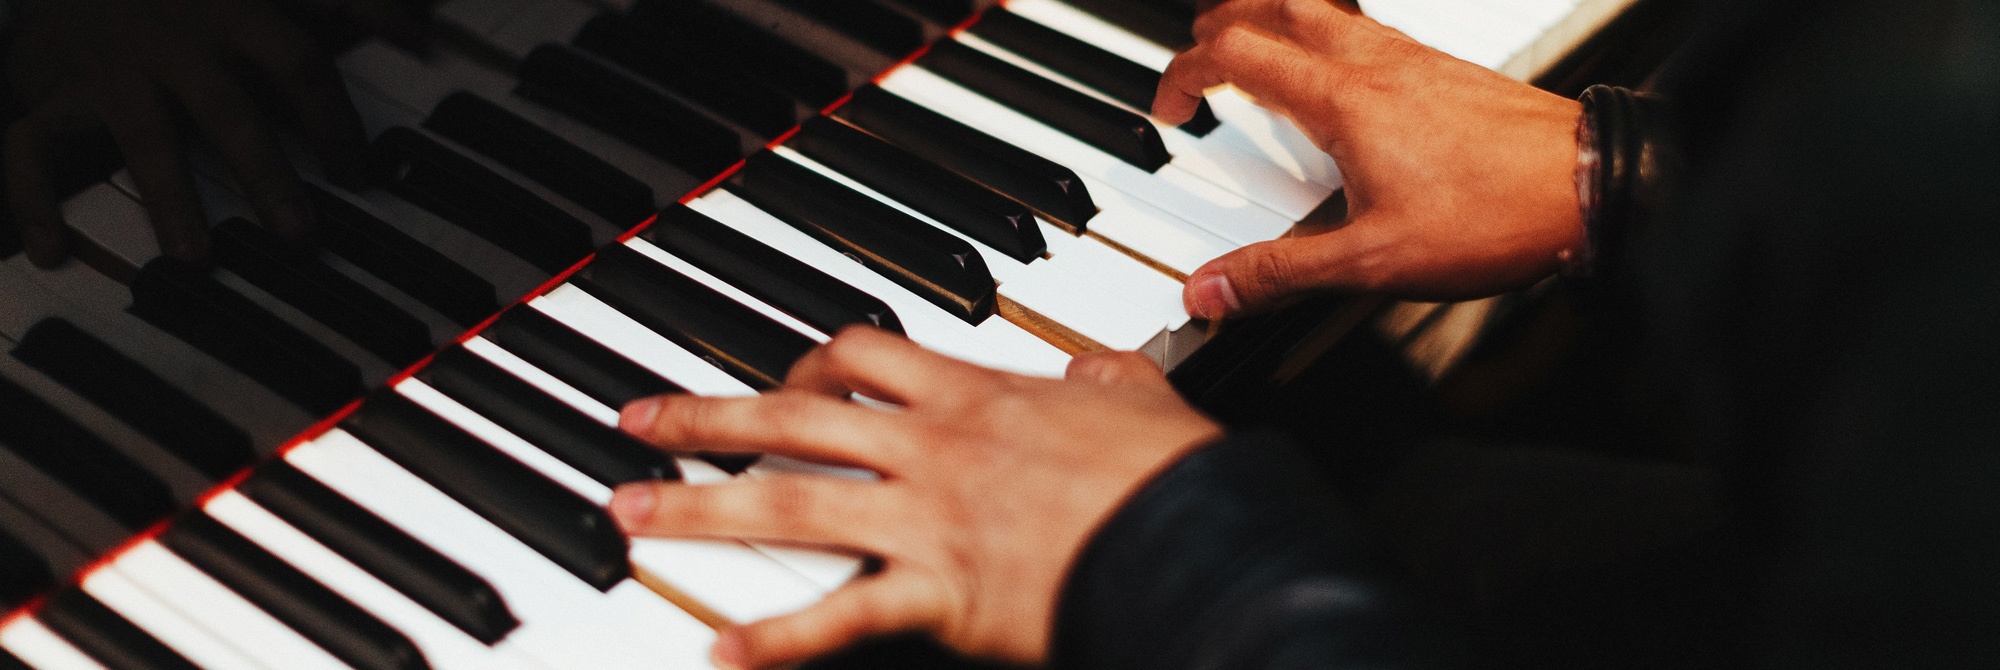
[1243,247,1297,300]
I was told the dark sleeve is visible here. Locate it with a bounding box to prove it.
[1047,431,1446,670]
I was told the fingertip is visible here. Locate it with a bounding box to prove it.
[1066,351,1161,384]
[711,630,749,670]
[1184,272,1242,320]
[608,484,659,532]
[620,397,665,435]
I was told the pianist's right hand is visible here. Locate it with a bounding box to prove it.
[1155,0,1586,318]
[2,0,426,267]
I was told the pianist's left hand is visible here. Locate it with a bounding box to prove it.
[609,327,1223,670]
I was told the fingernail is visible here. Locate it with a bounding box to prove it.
[609,485,656,530]
[620,397,662,433]
[1188,273,1241,320]
[711,630,749,670]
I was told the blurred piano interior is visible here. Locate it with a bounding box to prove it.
[0,0,1702,667]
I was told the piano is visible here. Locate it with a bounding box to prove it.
[0,0,1674,666]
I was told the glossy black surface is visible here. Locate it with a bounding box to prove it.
[240,461,519,645]
[39,589,198,670]
[213,218,434,366]
[0,526,51,609]
[733,151,998,324]
[627,0,850,107]
[481,308,685,410]
[1061,0,1196,49]
[574,14,801,138]
[419,347,681,487]
[968,9,1219,135]
[128,257,362,414]
[515,44,744,178]
[307,184,500,327]
[0,376,178,531]
[769,0,925,55]
[12,318,255,479]
[570,243,818,389]
[919,40,1172,172]
[833,86,1097,230]
[424,92,658,226]
[641,204,904,335]
[369,127,597,274]
[163,512,427,670]
[885,0,976,24]
[790,116,1048,263]
[341,392,630,591]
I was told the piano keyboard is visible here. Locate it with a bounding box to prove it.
[0,0,1602,666]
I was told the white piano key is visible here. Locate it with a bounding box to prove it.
[114,541,351,670]
[880,66,1295,246]
[288,430,719,670]
[463,336,625,426]
[60,183,158,269]
[687,190,1073,377]
[1072,178,1238,276]
[529,285,763,397]
[202,491,548,670]
[78,568,267,670]
[1,617,109,670]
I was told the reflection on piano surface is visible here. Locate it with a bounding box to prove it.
[0,0,1650,666]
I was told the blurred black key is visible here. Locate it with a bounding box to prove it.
[128,257,362,414]
[38,589,198,670]
[420,348,680,487]
[213,218,434,366]
[969,9,1219,136]
[1063,0,1195,49]
[424,92,657,226]
[574,14,800,138]
[163,512,425,670]
[571,243,818,389]
[768,0,924,56]
[833,86,1097,230]
[12,318,255,479]
[0,376,176,530]
[0,526,52,608]
[370,127,598,274]
[307,184,500,327]
[342,392,630,590]
[641,205,903,335]
[920,40,1172,172]
[790,116,1047,263]
[241,461,518,645]
[732,152,998,325]
[515,45,743,178]
[0,647,26,670]
[628,0,849,107]
[482,308,683,409]
[886,0,975,24]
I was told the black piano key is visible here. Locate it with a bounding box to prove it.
[162,512,426,670]
[790,116,1048,263]
[767,0,925,56]
[732,152,998,325]
[11,318,256,479]
[128,257,363,414]
[341,392,631,591]
[968,9,1219,136]
[833,86,1097,230]
[240,461,519,645]
[0,648,26,670]
[482,308,684,410]
[515,44,744,178]
[0,377,176,530]
[1062,0,1196,50]
[212,218,435,367]
[370,127,598,275]
[307,184,501,327]
[919,40,1172,172]
[641,205,904,335]
[419,347,681,487]
[423,92,658,227]
[0,526,52,608]
[573,14,801,139]
[570,243,819,389]
[38,589,198,670]
[885,0,975,24]
[627,0,850,107]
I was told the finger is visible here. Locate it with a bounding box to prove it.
[608,475,893,550]
[216,0,369,188]
[160,59,315,239]
[619,392,918,472]
[715,576,943,670]
[4,98,98,267]
[783,327,990,406]
[1183,219,1392,318]
[89,82,213,262]
[1155,26,1317,124]
[1065,350,1166,386]
[1192,0,1355,48]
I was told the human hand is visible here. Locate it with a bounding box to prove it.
[609,328,1223,669]
[3,0,424,267]
[1156,0,1585,317]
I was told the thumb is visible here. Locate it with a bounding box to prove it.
[1183,224,1383,319]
